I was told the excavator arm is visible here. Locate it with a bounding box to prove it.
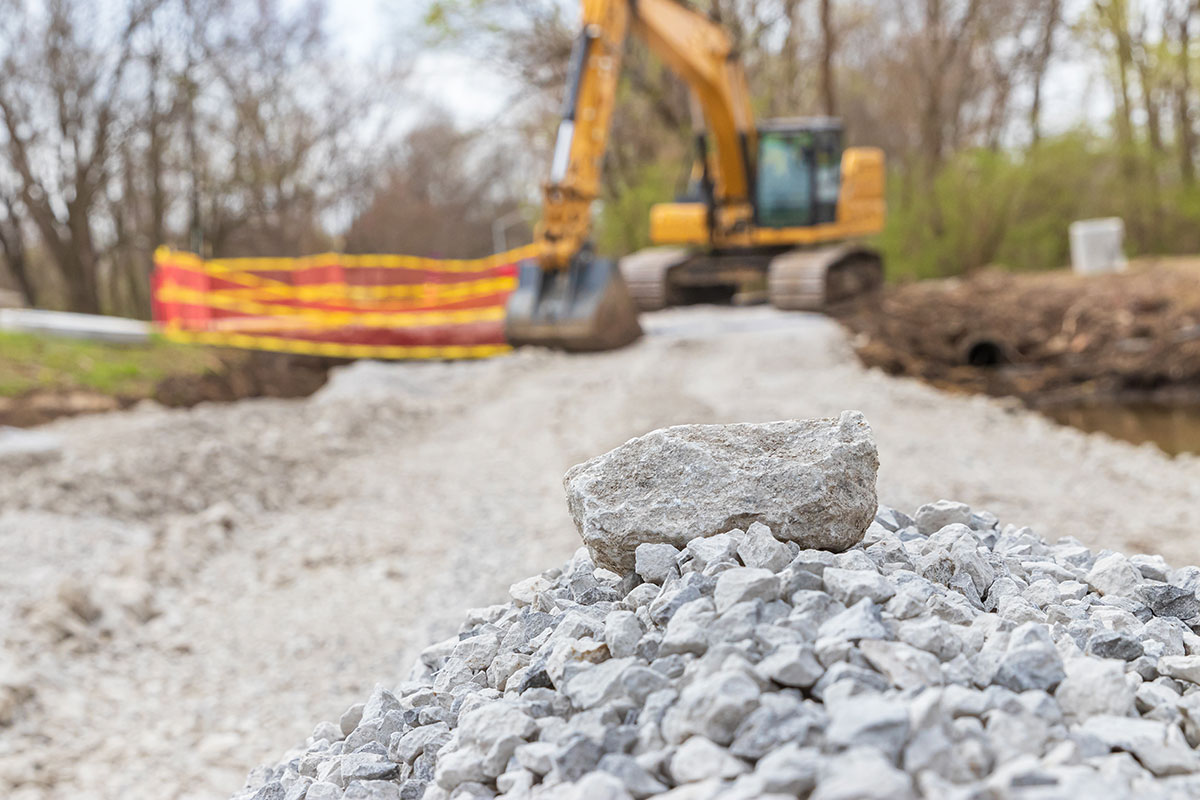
[537,0,756,269]
[506,0,757,351]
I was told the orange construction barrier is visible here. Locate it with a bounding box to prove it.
[151,246,539,359]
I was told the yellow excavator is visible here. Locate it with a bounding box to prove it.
[505,0,886,351]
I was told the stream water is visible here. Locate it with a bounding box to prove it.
[1045,403,1200,457]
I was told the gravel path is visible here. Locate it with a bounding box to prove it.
[3,306,1200,800]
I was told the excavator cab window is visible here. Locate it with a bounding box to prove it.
[755,124,843,228]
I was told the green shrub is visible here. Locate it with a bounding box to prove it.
[877,132,1200,281]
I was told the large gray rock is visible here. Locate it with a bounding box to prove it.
[563,412,879,572]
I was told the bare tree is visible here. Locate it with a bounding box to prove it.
[818,0,837,116]
[0,0,158,313]
[0,190,33,306]
[179,0,394,257]
[344,117,528,259]
[1169,0,1198,183]
[1029,0,1062,144]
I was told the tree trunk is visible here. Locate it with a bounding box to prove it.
[818,0,837,116]
[1178,8,1197,184]
[0,197,35,306]
[1029,0,1062,145]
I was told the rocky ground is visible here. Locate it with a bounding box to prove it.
[4,307,1200,799]
[238,496,1200,800]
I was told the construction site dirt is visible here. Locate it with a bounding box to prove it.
[0,353,335,428]
[834,258,1200,453]
[6,307,1200,800]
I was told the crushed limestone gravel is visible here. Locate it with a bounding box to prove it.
[6,307,1200,799]
[234,498,1200,797]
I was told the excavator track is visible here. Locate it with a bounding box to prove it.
[767,244,883,311]
[618,247,690,311]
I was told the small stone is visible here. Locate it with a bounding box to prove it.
[390,723,450,764]
[1087,553,1144,597]
[452,633,500,671]
[658,598,715,656]
[714,568,779,614]
[1086,630,1144,661]
[874,507,915,533]
[647,581,704,628]
[728,694,823,760]
[825,695,910,760]
[303,784,343,800]
[619,666,670,705]
[1077,715,1200,776]
[1131,554,1171,582]
[563,772,633,800]
[993,622,1065,692]
[1055,658,1135,720]
[454,703,538,779]
[758,643,824,688]
[340,703,366,737]
[340,752,399,781]
[818,599,890,642]
[858,639,943,690]
[311,721,344,744]
[822,567,895,606]
[1139,583,1200,619]
[662,671,761,745]
[754,743,820,795]
[914,500,971,536]
[514,741,556,775]
[635,543,681,584]
[552,734,605,782]
[496,768,534,794]
[562,413,880,572]
[604,610,643,658]
[509,575,551,606]
[669,735,748,782]
[1157,655,1200,685]
[597,753,668,799]
[737,523,793,572]
[564,657,636,710]
[348,782,404,800]
[686,533,739,571]
[812,747,916,799]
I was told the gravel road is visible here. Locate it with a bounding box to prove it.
[3,306,1200,800]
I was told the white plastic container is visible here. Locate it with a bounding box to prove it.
[1069,217,1127,275]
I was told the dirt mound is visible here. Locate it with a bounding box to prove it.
[835,259,1200,408]
[0,351,336,428]
[153,352,337,407]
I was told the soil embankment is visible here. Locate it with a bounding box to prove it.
[0,351,335,427]
[835,258,1200,410]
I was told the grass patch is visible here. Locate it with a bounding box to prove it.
[0,331,227,398]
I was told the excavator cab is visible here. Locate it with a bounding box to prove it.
[754,118,844,228]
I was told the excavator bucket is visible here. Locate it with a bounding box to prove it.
[505,252,643,352]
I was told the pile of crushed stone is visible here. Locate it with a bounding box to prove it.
[233,415,1200,800]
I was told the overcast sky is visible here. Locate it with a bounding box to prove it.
[327,0,1113,138]
[326,0,517,128]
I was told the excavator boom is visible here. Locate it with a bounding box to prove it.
[505,0,643,351]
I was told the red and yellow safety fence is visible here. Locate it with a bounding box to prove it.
[151,245,539,359]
